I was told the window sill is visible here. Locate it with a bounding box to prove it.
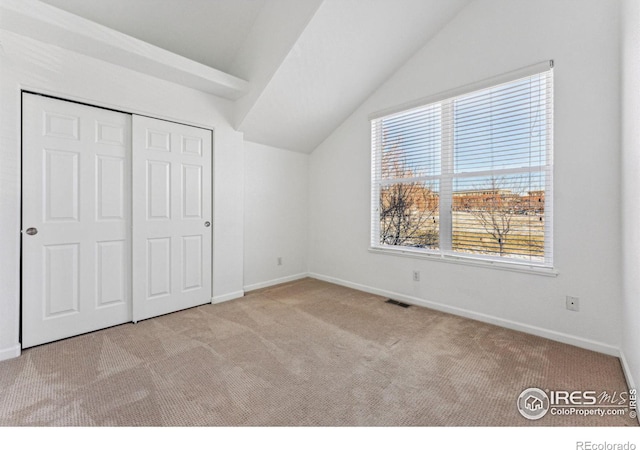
[368,246,559,277]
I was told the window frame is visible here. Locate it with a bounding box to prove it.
[370,61,555,275]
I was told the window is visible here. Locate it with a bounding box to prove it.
[371,63,553,268]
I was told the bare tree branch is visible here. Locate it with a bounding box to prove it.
[379,144,438,248]
[461,176,540,256]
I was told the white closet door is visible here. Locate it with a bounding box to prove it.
[132,115,212,322]
[22,94,132,348]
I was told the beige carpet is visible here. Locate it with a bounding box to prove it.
[0,278,635,426]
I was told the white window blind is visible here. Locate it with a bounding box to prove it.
[371,64,553,268]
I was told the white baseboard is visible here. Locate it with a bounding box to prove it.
[244,273,309,292]
[620,349,637,390]
[0,344,21,362]
[212,290,245,304]
[308,272,619,357]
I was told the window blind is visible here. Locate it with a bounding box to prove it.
[371,64,553,267]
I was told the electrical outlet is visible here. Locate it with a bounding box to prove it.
[412,270,420,282]
[566,296,579,312]
[277,257,282,266]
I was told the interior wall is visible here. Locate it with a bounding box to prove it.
[621,0,640,390]
[0,29,245,360]
[309,0,622,354]
[243,141,309,290]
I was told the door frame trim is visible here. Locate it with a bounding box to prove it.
[21,87,215,131]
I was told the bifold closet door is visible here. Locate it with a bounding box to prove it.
[22,94,132,348]
[132,115,212,322]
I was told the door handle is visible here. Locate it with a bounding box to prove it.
[25,227,38,235]
[204,221,211,228]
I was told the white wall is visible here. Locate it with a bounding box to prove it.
[621,0,640,390]
[243,141,309,290]
[309,0,622,354]
[0,29,245,360]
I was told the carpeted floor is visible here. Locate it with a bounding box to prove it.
[0,278,636,426]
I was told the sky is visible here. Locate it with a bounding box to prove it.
[377,71,551,193]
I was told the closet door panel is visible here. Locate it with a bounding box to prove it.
[132,115,212,322]
[22,94,132,348]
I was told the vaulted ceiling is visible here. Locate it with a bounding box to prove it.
[7,0,472,153]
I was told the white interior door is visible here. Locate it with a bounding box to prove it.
[22,94,132,348]
[132,115,212,322]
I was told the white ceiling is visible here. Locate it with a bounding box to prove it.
[238,0,472,152]
[38,0,267,76]
[22,0,472,153]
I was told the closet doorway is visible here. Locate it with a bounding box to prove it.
[21,93,212,348]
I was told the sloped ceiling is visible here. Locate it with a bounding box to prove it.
[37,0,319,78]
[237,0,472,152]
[9,0,472,153]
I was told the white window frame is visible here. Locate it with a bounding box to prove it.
[370,61,555,275]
